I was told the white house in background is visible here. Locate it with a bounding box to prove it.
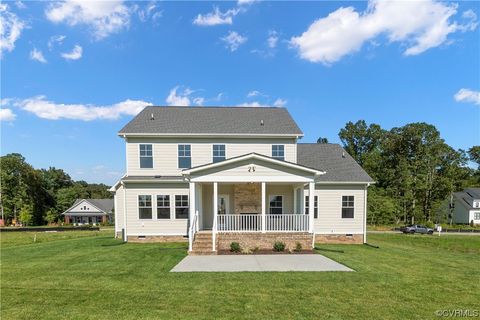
[110,106,374,254]
[63,199,114,225]
[453,188,480,225]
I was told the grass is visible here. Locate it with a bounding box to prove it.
[1,231,479,320]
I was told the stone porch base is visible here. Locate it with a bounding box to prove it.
[127,235,188,243]
[315,234,363,244]
[217,232,313,251]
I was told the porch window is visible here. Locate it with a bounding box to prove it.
[272,145,285,160]
[474,212,480,220]
[157,195,170,219]
[175,195,189,219]
[213,144,226,163]
[269,195,283,214]
[305,195,318,218]
[178,145,191,169]
[138,195,152,219]
[342,196,354,218]
[139,144,153,168]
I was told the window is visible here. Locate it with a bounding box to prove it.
[178,145,191,168]
[305,196,319,218]
[272,145,285,160]
[138,195,152,219]
[213,144,226,163]
[269,196,283,214]
[157,195,170,219]
[175,195,189,219]
[139,144,153,168]
[342,196,354,218]
[474,212,480,220]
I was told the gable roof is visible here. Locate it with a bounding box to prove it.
[454,188,480,209]
[65,199,114,214]
[182,152,325,176]
[118,106,303,137]
[297,143,374,183]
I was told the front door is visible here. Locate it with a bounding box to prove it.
[218,195,230,215]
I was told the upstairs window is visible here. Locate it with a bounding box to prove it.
[305,195,319,218]
[342,196,354,218]
[213,144,226,163]
[272,145,285,161]
[139,144,153,168]
[175,195,189,219]
[138,195,152,219]
[178,145,191,169]
[157,195,170,219]
[269,196,283,214]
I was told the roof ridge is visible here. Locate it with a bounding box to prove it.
[145,105,286,109]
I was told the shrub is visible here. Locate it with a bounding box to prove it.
[230,242,241,253]
[241,247,252,254]
[294,242,302,252]
[273,241,286,252]
[252,246,260,253]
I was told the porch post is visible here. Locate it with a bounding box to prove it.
[261,182,266,233]
[213,182,218,251]
[308,182,315,233]
[293,187,297,214]
[189,182,196,226]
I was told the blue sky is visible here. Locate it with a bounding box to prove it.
[1,0,479,185]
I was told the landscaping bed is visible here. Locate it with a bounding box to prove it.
[217,249,314,255]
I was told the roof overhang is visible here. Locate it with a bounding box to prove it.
[118,133,303,139]
[182,153,325,180]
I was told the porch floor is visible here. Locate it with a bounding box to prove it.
[171,254,353,272]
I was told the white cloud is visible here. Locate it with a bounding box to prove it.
[193,97,205,106]
[454,88,480,105]
[48,34,66,50]
[267,30,278,48]
[273,98,286,108]
[133,1,162,23]
[11,96,151,121]
[290,0,478,65]
[221,31,247,51]
[61,44,82,60]
[193,7,239,26]
[45,0,130,40]
[15,1,27,9]
[30,48,47,63]
[247,90,260,97]
[0,108,16,121]
[0,3,25,57]
[237,0,257,5]
[166,86,192,106]
[239,98,286,108]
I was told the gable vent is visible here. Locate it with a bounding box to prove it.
[260,119,264,126]
[150,113,154,120]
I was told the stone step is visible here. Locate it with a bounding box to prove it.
[189,250,216,256]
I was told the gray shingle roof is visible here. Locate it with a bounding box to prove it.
[72,199,114,213]
[297,143,374,183]
[119,106,303,136]
[454,188,480,209]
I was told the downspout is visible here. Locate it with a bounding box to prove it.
[363,183,369,244]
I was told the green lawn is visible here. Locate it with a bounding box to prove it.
[1,231,479,320]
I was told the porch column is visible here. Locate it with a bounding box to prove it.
[293,187,297,214]
[308,182,315,233]
[213,182,218,251]
[261,182,266,233]
[189,182,196,230]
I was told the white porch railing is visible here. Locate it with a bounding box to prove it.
[188,210,199,251]
[216,214,309,232]
[265,214,309,232]
[217,214,262,232]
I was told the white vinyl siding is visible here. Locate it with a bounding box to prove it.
[124,184,189,236]
[126,137,297,176]
[310,184,366,234]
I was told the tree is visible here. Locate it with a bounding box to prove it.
[19,205,33,226]
[468,146,480,169]
[45,208,58,225]
[317,137,329,144]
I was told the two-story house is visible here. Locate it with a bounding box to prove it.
[453,188,480,225]
[110,106,374,254]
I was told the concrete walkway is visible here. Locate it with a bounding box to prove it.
[171,254,353,272]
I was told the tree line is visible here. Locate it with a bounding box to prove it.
[0,153,112,226]
[328,120,479,225]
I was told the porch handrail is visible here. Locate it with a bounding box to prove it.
[216,214,309,232]
[188,210,198,251]
[217,214,262,232]
[265,214,309,232]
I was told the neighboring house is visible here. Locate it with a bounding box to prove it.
[110,106,374,254]
[453,188,480,225]
[63,199,114,225]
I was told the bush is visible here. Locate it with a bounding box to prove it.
[230,242,241,253]
[273,241,286,252]
[294,242,302,252]
[252,246,260,253]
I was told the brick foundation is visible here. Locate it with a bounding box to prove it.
[217,232,313,251]
[127,235,188,243]
[315,234,363,244]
